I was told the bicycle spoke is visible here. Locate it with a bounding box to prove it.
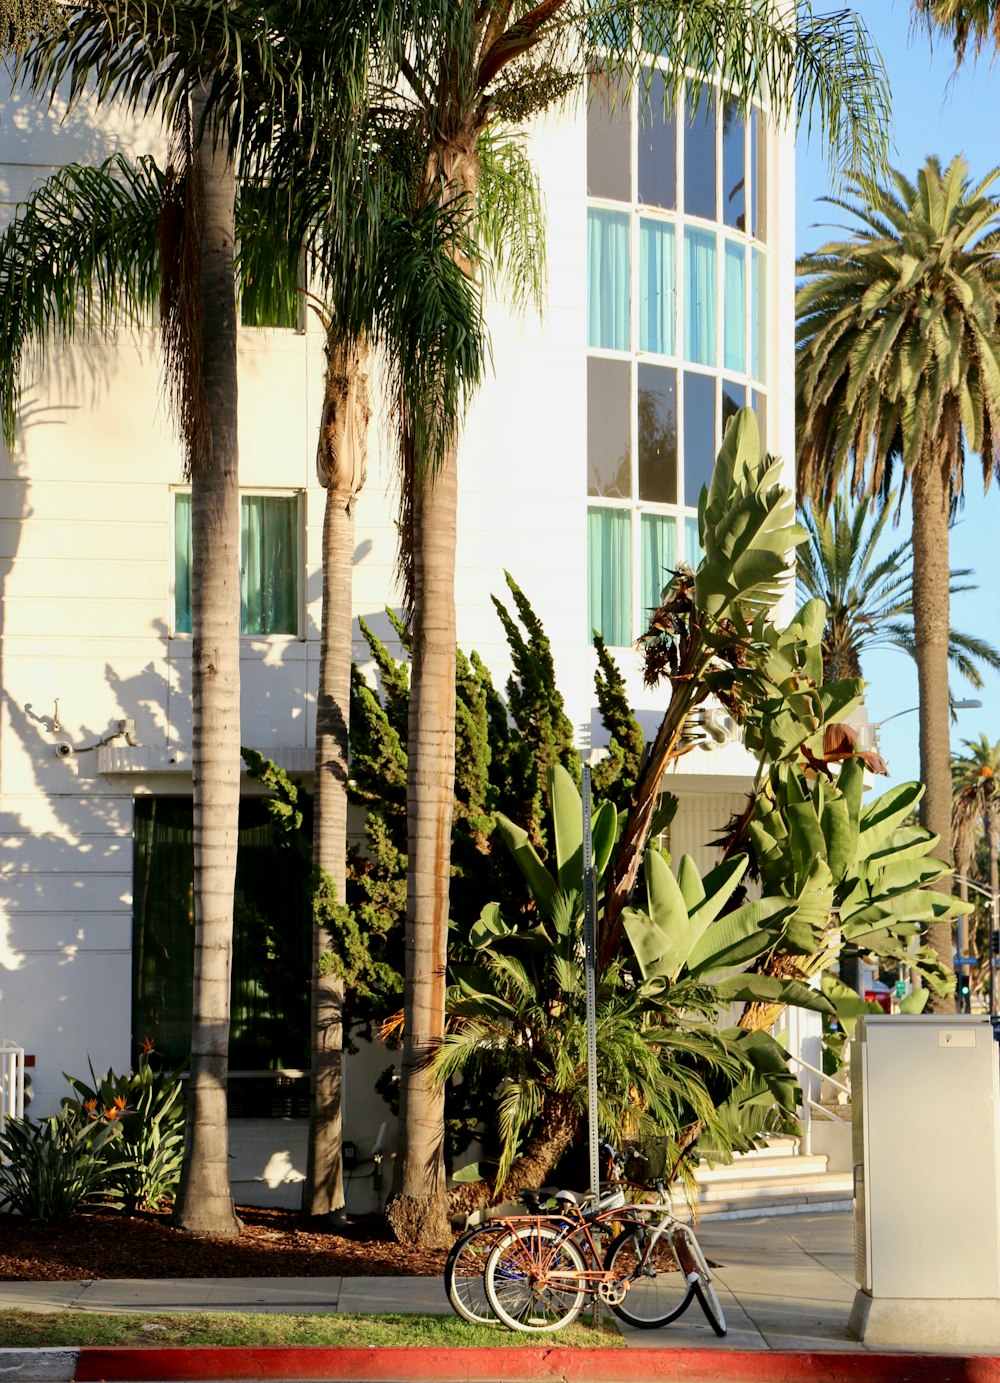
[604,1228,694,1329]
[485,1226,588,1333]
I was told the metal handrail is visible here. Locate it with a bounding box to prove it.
[787,1052,850,1100]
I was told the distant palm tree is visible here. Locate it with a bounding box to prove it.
[914,0,1000,61]
[797,156,1000,1008]
[798,492,1000,686]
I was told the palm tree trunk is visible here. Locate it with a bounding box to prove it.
[385,437,458,1250]
[911,451,955,1015]
[447,1094,579,1219]
[305,338,369,1218]
[173,84,241,1237]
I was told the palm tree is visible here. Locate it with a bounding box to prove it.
[10,1,490,1226]
[914,0,1000,59]
[953,733,1000,898]
[357,0,890,1249]
[798,491,1000,686]
[797,156,1000,1010]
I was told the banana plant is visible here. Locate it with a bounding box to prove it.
[439,764,832,1204]
[735,759,961,1028]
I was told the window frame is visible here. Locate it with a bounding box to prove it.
[170,486,306,640]
[586,59,770,648]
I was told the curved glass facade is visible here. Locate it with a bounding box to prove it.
[587,70,768,646]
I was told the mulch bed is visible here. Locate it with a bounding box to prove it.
[0,1206,450,1281]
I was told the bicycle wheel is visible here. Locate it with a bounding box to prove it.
[445,1223,506,1325]
[485,1225,588,1333]
[675,1226,727,1337]
[603,1227,694,1328]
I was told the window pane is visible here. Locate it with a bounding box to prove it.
[684,87,716,220]
[174,493,192,634]
[683,228,716,366]
[588,73,630,201]
[132,797,311,1073]
[241,495,298,635]
[588,208,630,350]
[638,68,677,211]
[641,512,677,624]
[751,107,766,242]
[588,507,631,646]
[638,363,677,502]
[751,248,766,380]
[722,380,747,438]
[684,372,716,505]
[588,358,631,497]
[639,219,675,355]
[723,240,746,373]
[722,99,746,230]
[684,516,705,567]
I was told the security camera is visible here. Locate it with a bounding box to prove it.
[54,741,74,759]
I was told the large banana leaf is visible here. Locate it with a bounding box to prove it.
[495,812,556,918]
[712,973,833,1013]
[686,898,795,978]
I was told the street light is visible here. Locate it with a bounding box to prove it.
[954,874,1000,1016]
[874,698,982,730]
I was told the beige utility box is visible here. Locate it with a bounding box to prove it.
[850,1013,1000,1346]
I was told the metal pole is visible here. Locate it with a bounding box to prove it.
[581,764,600,1205]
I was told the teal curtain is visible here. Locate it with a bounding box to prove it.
[684,516,705,567]
[639,219,675,355]
[751,248,766,380]
[240,495,298,635]
[174,493,193,634]
[588,507,631,645]
[175,493,298,635]
[588,208,630,350]
[641,512,677,622]
[683,228,716,366]
[724,241,746,373]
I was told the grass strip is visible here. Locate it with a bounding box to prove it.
[0,1308,624,1349]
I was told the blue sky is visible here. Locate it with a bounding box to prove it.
[795,0,1000,786]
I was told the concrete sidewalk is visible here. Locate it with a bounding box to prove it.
[1,1211,998,1380]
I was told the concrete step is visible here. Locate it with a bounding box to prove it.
[694,1153,829,1184]
[699,1170,852,1203]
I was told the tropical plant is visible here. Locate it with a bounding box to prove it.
[952,734,1000,971]
[914,0,1000,61]
[369,1,889,1246]
[797,155,1000,1006]
[797,492,1000,686]
[62,1045,185,1214]
[438,764,816,1211]
[0,1112,129,1223]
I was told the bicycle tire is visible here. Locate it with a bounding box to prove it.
[675,1226,727,1337]
[445,1222,506,1325]
[603,1227,695,1329]
[485,1224,588,1333]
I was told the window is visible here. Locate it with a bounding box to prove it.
[587,61,769,645]
[131,796,311,1088]
[174,492,300,636]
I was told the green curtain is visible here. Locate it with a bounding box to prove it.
[174,493,193,634]
[588,506,631,645]
[588,207,630,350]
[723,240,746,373]
[639,218,675,355]
[131,797,311,1074]
[683,227,716,366]
[241,495,298,635]
[175,493,298,636]
[641,512,677,625]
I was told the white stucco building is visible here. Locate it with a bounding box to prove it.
[0,60,795,1205]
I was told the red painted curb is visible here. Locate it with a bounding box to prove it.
[72,1346,1000,1382]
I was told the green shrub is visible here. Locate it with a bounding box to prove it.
[0,1113,127,1222]
[62,1045,185,1213]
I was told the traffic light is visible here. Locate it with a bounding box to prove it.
[958,971,972,1013]
[992,932,1000,958]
